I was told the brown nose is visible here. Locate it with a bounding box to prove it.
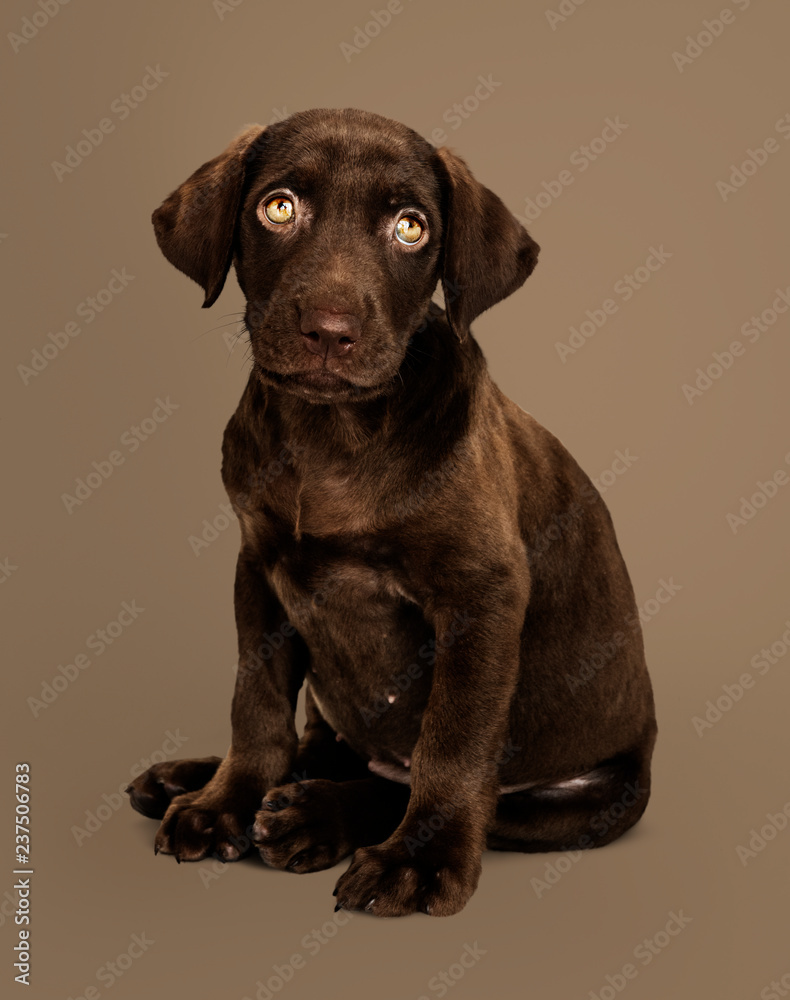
[300,308,360,358]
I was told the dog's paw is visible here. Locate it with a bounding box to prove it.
[252,779,353,873]
[333,838,481,917]
[153,788,258,863]
[126,757,222,819]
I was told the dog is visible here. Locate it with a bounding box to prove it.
[127,108,657,917]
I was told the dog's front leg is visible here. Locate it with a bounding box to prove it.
[154,551,305,862]
[334,575,527,916]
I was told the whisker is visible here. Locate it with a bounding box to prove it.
[406,344,437,361]
[189,320,246,344]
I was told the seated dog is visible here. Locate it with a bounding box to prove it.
[127,108,657,917]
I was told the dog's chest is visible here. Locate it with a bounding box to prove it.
[238,443,438,759]
[259,457,385,537]
[266,539,435,761]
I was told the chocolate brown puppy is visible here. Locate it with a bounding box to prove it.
[127,108,657,917]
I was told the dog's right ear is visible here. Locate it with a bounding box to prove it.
[433,146,540,341]
[152,125,266,307]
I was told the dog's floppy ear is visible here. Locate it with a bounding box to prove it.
[434,147,540,341]
[152,125,266,307]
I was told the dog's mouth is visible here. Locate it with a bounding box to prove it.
[254,363,394,403]
[294,370,352,388]
[257,365,354,390]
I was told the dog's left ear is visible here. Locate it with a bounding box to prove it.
[434,147,540,341]
[152,125,267,307]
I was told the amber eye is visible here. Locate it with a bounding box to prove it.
[395,215,424,245]
[263,196,295,225]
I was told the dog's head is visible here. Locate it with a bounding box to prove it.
[153,108,539,403]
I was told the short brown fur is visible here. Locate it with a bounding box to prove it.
[128,109,657,918]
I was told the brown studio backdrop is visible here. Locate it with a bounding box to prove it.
[1,0,788,998]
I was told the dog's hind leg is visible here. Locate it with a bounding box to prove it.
[291,685,374,782]
[126,687,371,821]
[126,757,223,820]
[251,685,413,872]
[253,775,411,873]
[487,744,654,853]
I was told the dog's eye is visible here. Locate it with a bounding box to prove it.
[263,197,295,225]
[395,216,423,245]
